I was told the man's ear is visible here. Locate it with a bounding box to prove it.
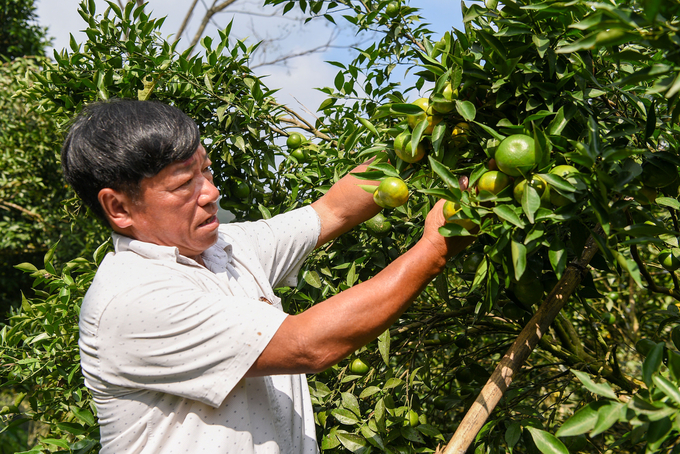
[98,188,134,230]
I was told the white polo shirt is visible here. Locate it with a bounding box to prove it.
[78,206,321,453]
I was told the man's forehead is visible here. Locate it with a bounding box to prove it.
[173,147,207,172]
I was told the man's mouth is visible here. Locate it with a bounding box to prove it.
[199,215,217,227]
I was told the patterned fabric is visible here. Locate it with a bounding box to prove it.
[79,206,321,453]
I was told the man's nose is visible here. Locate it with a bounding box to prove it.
[199,178,220,206]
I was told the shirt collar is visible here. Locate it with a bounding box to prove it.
[111,231,233,267]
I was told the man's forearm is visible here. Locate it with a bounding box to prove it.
[247,232,474,376]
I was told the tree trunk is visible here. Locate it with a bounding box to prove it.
[442,231,601,454]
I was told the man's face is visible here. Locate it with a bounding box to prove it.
[125,145,221,260]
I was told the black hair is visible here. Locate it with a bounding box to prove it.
[61,99,200,221]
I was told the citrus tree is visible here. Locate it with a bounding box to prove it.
[2,0,680,453]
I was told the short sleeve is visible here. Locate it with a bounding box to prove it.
[220,205,320,288]
[94,276,288,408]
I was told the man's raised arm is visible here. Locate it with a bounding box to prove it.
[247,195,474,377]
[310,160,382,248]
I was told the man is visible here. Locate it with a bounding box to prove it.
[62,99,473,453]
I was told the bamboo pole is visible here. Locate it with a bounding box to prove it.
[442,232,601,454]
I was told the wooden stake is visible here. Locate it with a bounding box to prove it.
[442,232,601,454]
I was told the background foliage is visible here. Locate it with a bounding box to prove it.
[2,0,680,453]
[0,0,49,60]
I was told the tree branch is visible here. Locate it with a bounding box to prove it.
[188,0,240,51]
[175,0,201,43]
[443,228,603,454]
[0,200,43,222]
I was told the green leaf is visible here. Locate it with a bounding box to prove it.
[511,238,527,281]
[378,329,390,366]
[303,270,322,288]
[521,184,541,224]
[359,386,382,399]
[360,425,385,450]
[653,375,680,406]
[668,351,680,382]
[417,423,445,441]
[455,100,476,121]
[70,406,95,426]
[647,417,673,451]
[591,401,625,436]
[41,438,70,449]
[556,401,608,437]
[642,342,665,387]
[570,370,618,399]
[367,162,399,177]
[493,205,526,229]
[336,430,368,451]
[525,427,569,454]
[547,106,568,135]
[332,408,360,425]
[549,237,567,278]
[540,174,576,193]
[657,197,680,210]
[505,421,522,447]
[346,262,358,287]
[358,117,378,136]
[55,422,87,436]
[14,262,38,273]
[341,392,361,417]
[401,425,425,443]
[390,103,426,115]
[429,157,462,195]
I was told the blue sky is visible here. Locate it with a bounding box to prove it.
[36,0,465,119]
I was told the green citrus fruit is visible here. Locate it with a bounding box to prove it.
[454,334,471,349]
[231,179,250,198]
[635,186,658,205]
[513,176,550,206]
[450,122,471,148]
[641,157,679,188]
[456,368,473,384]
[407,410,420,427]
[549,164,579,178]
[548,165,579,206]
[394,130,410,153]
[442,200,476,231]
[477,170,511,195]
[495,134,540,177]
[659,248,680,271]
[433,396,448,410]
[407,98,429,129]
[512,272,544,307]
[286,132,306,149]
[385,1,400,17]
[437,332,452,343]
[433,83,457,114]
[290,147,308,163]
[424,106,443,134]
[350,358,370,375]
[394,131,426,163]
[373,177,409,208]
[502,302,525,321]
[602,312,616,325]
[365,212,392,236]
[462,252,484,274]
